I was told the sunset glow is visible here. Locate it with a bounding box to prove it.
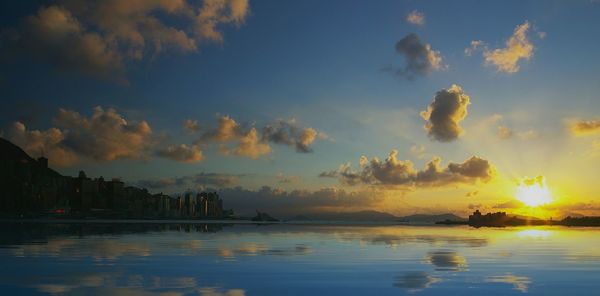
[515,176,553,207]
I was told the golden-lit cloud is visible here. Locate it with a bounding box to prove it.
[406,10,425,26]
[421,84,471,142]
[387,33,444,79]
[321,149,495,188]
[569,119,600,136]
[225,127,271,159]
[2,0,250,80]
[156,144,204,163]
[464,40,484,56]
[183,119,200,133]
[483,21,535,73]
[7,106,154,166]
[192,115,325,158]
[497,126,513,139]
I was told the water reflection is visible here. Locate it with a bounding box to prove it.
[393,272,440,292]
[1,223,600,295]
[485,273,531,293]
[424,250,468,271]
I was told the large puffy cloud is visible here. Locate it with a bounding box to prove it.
[389,33,444,79]
[321,150,495,188]
[2,0,250,80]
[156,144,203,163]
[192,115,325,158]
[6,106,155,166]
[420,84,471,142]
[225,127,272,159]
[569,119,600,136]
[483,21,535,73]
[7,121,79,166]
[12,6,123,78]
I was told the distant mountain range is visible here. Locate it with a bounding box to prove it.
[288,210,465,223]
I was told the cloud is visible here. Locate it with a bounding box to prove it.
[199,115,241,142]
[569,119,600,136]
[322,150,495,188]
[497,124,539,140]
[9,6,123,79]
[388,33,444,79]
[183,119,200,133]
[406,10,425,26]
[136,172,240,190]
[276,173,300,184]
[224,127,271,159]
[466,191,479,197]
[409,144,427,159]
[193,115,325,158]
[156,144,203,163]
[6,121,79,166]
[493,199,525,209]
[420,84,471,142]
[2,0,250,80]
[464,40,484,56]
[262,119,319,153]
[498,126,513,139]
[468,203,482,209]
[7,106,154,166]
[483,21,535,73]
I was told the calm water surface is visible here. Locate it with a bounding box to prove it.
[0,222,599,295]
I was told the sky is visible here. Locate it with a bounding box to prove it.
[1,0,600,218]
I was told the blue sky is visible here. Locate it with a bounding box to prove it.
[2,0,600,216]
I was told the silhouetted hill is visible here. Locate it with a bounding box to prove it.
[0,137,34,163]
[289,210,401,222]
[0,137,61,178]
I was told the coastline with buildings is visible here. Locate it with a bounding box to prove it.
[0,137,235,220]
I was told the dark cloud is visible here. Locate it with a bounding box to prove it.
[322,150,495,188]
[262,119,318,153]
[136,172,240,190]
[1,0,250,80]
[387,33,444,79]
[420,84,471,142]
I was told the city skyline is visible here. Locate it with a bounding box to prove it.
[2,0,600,218]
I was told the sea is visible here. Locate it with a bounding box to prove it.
[1,221,599,295]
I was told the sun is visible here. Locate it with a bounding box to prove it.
[515,176,553,207]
